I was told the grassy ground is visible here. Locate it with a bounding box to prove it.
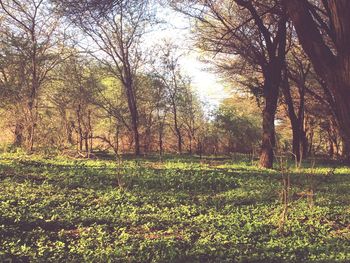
[0,153,350,262]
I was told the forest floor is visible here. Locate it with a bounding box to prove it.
[1,152,350,262]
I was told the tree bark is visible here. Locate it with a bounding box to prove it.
[284,0,350,159]
[172,98,182,154]
[159,130,163,158]
[124,73,140,156]
[281,74,307,162]
[259,15,286,168]
[13,121,24,147]
[259,66,280,168]
[76,105,83,152]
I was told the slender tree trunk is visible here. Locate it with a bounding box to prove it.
[172,102,182,154]
[114,125,120,155]
[85,132,89,153]
[159,129,163,159]
[62,111,74,145]
[301,130,308,158]
[176,129,182,154]
[27,104,37,153]
[14,121,24,147]
[308,128,314,155]
[124,72,140,156]
[329,137,334,158]
[132,121,140,155]
[88,110,93,156]
[281,75,306,162]
[77,105,83,152]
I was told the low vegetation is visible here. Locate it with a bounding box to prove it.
[1,153,350,262]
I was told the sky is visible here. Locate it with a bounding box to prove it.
[76,4,229,112]
[149,6,229,110]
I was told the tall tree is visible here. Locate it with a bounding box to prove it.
[173,0,287,167]
[0,0,65,151]
[56,0,154,155]
[283,0,350,158]
[282,46,311,162]
[153,42,189,154]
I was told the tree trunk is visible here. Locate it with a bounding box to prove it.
[159,132,163,155]
[132,121,140,155]
[292,128,301,162]
[341,135,350,160]
[281,74,306,163]
[13,121,24,147]
[258,11,286,168]
[284,0,350,159]
[301,130,308,158]
[66,121,74,145]
[259,62,282,168]
[329,137,334,158]
[176,129,182,154]
[124,73,140,156]
[27,102,37,153]
[331,81,350,160]
[77,105,83,152]
[259,87,278,168]
[172,100,182,154]
[85,131,89,154]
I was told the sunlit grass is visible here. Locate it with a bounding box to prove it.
[0,153,350,262]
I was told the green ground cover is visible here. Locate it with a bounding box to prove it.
[0,153,350,262]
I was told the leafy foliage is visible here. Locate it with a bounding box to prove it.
[0,153,350,262]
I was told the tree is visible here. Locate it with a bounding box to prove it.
[282,46,311,162]
[153,42,189,154]
[173,0,287,167]
[214,96,261,154]
[55,0,155,155]
[283,0,350,158]
[49,55,99,154]
[181,86,202,155]
[0,0,66,151]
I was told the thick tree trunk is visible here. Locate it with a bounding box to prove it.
[259,61,283,168]
[331,80,350,159]
[259,83,279,168]
[292,128,301,162]
[285,0,350,159]
[258,10,286,168]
